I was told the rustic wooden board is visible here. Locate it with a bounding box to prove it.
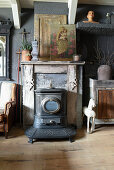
[98,90,114,119]
[34,65,67,73]
[1,125,114,170]
[34,14,67,61]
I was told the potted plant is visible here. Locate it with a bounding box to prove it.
[24,52,32,61]
[21,41,32,61]
[94,41,114,80]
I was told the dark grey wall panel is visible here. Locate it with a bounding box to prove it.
[76,4,114,23]
[0,8,13,21]
[11,9,34,82]
[0,9,34,82]
[34,2,68,15]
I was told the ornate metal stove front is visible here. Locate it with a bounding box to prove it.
[25,88,76,143]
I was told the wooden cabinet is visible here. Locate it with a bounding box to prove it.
[89,78,114,124]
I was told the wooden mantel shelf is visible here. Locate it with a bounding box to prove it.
[21,61,85,65]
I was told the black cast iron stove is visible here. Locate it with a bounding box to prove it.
[25,88,76,143]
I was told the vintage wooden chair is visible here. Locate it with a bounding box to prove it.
[0,82,16,138]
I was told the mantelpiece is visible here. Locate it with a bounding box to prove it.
[21,61,85,65]
[21,61,85,129]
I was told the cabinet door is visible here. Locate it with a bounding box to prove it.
[98,90,114,119]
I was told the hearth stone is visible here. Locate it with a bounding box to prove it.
[25,88,76,143]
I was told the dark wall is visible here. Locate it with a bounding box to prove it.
[34,1,68,15]
[76,4,114,106]
[11,9,34,81]
[0,8,13,20]
[0,8,34,82]
[76,4,114,23]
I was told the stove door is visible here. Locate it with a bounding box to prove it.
[41,97,61,114]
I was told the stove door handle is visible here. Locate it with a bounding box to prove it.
[50,120,56,125]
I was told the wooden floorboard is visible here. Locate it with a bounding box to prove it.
[0,125,114,170]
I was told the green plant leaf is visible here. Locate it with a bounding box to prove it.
[21,41,32,51]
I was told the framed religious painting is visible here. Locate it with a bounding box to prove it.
[50,24,76,61]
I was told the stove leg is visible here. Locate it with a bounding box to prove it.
[69,137,74,143]
[28,138,33,144]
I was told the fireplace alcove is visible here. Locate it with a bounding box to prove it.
[21,61,85,142]
[76,21,114,124]
[76,21,114,107]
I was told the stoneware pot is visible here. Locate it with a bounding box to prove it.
[22,50,32,61]
[97,65,112,80]
[73,54,81,61]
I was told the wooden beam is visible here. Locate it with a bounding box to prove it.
[0,0,11,8]
[33,0,68,2]
[10,0,21,29]
[68,0,78,24]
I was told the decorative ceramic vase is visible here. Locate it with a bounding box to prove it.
[106,13,111,24]
[22,50,31,61]
[97,65,112,80]
[31,40,38,61]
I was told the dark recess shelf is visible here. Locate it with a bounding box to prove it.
[76,22,114,34]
